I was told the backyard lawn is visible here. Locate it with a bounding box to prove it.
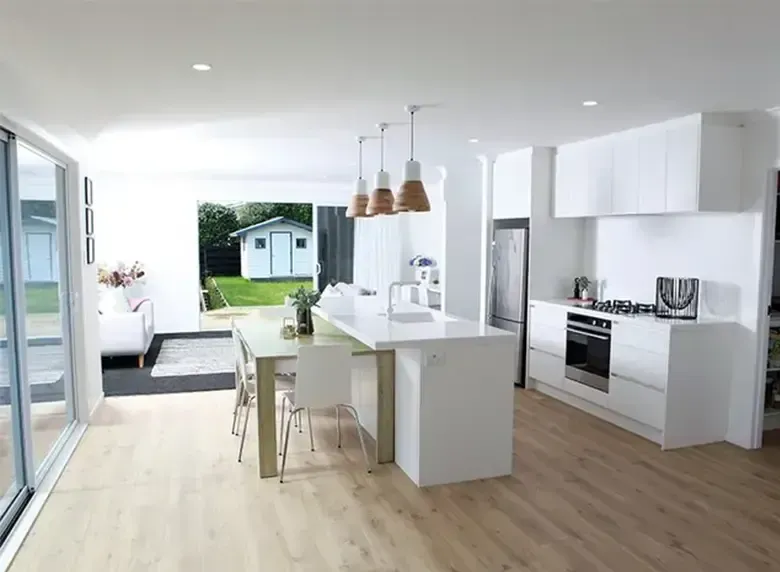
[212,277,312,307]
[0,283,60,314]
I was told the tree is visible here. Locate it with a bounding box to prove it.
[198,202,240,247]
[236,202,313,229]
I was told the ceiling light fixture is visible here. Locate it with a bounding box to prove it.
[346,136,371,218]
[582,100,599,107]
[395,105,431,213]
[192,63,212,71]
[366,123,397,216]
[469,138,480,143]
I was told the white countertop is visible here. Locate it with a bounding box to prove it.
[532,299,734,328]
[313,297,514,350]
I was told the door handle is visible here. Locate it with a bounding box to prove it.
[316,262,322,275]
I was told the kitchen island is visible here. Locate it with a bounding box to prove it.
[313,297,516,487]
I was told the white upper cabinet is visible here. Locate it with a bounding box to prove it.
[492,148,532,219]
[637,130,667,214]
[611,135,640,215]
[665,118,700,213]
[553,143,588,218]
[553,113,743,218]
[587,139,613,216]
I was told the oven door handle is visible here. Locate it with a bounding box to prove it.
[566,327,609,341]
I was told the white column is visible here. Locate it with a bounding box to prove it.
[478,154,495,324]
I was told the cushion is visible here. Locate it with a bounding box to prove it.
[98,288,131,314]
[321,284,343,298]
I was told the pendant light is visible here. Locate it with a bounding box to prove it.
[366,123,396,216]
[395,104,431,212]
[346,136,371,218]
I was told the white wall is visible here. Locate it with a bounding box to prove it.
[399,183,444,282]
[441,159,483,320]
[94,173,348,333]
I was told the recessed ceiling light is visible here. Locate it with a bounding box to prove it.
[582,100,599,107]
[192,63,212,72]
[469,138,479,143]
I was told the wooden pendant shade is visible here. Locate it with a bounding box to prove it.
[366,169,396,216]
[394,180,430,212]
[394,159,430,212]
[346,193,371,218]
[366,189,396,216]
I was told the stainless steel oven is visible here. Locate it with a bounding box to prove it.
[565,312,611,393]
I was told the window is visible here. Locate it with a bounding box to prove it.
[255,237,266,249]
[296,238,307,249]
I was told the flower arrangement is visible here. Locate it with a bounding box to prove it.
[409,255,436,268]
[98,261,146,289]
[288,286,321,335]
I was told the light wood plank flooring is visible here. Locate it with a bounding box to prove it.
[9,389,780,571]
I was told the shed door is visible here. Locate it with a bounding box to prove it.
[270,231,293,277]
[25,232,53,281]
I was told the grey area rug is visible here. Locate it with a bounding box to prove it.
[150,337,234,378]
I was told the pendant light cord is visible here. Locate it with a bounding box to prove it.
[380,126,386,171]
[409,110,415,160]
[358,138,363,180]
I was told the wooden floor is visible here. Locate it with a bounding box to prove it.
[9,389,780,571]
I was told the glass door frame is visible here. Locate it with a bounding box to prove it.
[15,138,79,480]
[0,127,33,538]
[0,117,80,536]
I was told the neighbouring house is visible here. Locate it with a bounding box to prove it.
[231,216,313,280]
[0,214,59,284]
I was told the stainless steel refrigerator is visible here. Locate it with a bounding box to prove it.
[489,226,529,387]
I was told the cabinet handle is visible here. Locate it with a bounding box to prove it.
[611,372,665,393]
[530,346,564,360]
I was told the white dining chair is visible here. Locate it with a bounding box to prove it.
[230,321,303,463]
[278,344,371,483]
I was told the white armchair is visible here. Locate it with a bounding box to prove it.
[100,298,155,367]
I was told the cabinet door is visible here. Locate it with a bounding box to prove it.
[529,322,565,359]
[554,146,588,217]
[665,121,700,213]
[587,140,613,215]
[608,375,665,430]
[637,131,667,214]
[493,150,531,219]
[611,342,668,392]
[528,349,565,389]
[611,136,640,214]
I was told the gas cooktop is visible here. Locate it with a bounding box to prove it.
[589,299,656,316]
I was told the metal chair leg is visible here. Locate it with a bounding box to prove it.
[231,384,243,435]
[238,395,255,463]
[307,408,314,451]
[279,394,286,456]
[280,407,298,483]
[234,385,245,437]
[342,404,372,474]
[297,409,302,434]
[336,406,342,448]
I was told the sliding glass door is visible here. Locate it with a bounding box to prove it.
[0,130,31,538]
[0,127,76,542]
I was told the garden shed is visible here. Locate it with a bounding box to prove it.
[231,217,313,280]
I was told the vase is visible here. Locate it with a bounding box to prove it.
[296,308,314,336]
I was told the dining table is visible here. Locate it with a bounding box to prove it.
[234,314,395,478]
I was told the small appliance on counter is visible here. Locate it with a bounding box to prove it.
[655,277,699,320]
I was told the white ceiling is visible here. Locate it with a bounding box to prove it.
[2,0,780,181]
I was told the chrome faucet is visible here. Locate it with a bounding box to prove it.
[387,281,421,317]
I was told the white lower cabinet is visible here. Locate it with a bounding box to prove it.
[608,374,666,430]
[528,349,564,389]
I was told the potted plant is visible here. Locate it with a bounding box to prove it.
[289,286,321,336]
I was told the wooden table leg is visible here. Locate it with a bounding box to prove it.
[256,357,278,478]
[375,350,395,464]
